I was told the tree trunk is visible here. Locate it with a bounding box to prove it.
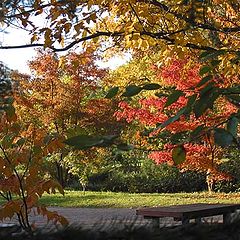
[206,169,214,193]
[55,161,64,188]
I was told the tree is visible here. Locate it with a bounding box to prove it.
[1,0,239,187]
[114,56,238,191]
[1,1,239,149]
[0,63,68,233]
[12,49,124,187]
[2,1,240,54]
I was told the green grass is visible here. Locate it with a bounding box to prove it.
[2,191,240,208]
[36,191,240,208]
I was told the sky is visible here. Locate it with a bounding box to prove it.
[0,27,130,74]
[0,27,37,73]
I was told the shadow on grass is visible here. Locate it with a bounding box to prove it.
[39,193,119,208]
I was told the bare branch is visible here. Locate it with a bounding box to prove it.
[1,27,238,53]
[0,31,123,51]
[148,0,240,34]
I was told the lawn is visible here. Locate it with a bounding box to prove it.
[2,191,240,208]
[36,191,240,208]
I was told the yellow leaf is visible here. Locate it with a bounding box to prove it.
[82,29,88,39]
[64,22,72,33]
[0,203,15,219]
[60,37,64,48]
[31,34,38,43]
[58,56,65,68]
[74,22,84,33]
[140,40,149,50]
[44,28,52,47]
[131,33,140,41]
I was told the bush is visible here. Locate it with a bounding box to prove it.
[87,160,206,193]
[214,153,240,192]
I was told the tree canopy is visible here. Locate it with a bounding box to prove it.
[2,0,239,157]
[1,0,240,55]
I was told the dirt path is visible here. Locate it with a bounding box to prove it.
[3,207,223,229]
[4,207,151,229]
[44,207,147,227]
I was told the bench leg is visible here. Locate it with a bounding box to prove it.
[182,217,190,225]
[151,218,160,228]
[195,218,202,224]
[223,213,232,224]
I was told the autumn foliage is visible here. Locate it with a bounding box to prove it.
[0,49,114,231]
[0,0,240,236]
[115,57,238,190]
[0,100,68,232]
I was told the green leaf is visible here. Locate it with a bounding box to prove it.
[190,125,205,139]
[170,131,188,144]
[101,135,119,145]
[64,135,104,149]
[196,75,213,87]
[66,126,87,138]
[193,84,220,118]
[226,94,240,107]
[210,60,221,67]
[165,90,184,107]
[105,86,119,99]
[193,90,219,118]
[224,85,240,94]
[227,117,238,138]
[200,51,210,59]
[199,82,215,96]
[5,97,14,104]
[199,66,212,76]
[184,94,197,115]
[142,83,161,90]
[214,128,234,147]
[187,94,198,106]
[32,146,42,155]
[1,133,15,149]
[121,85,142,97]
[117,143,134,151]
[160,107,187,129]
[155,92,168,98]
[5,105,16,119]
[16,138,26,147]
[200,50,226,62]
[172,146,186,165]
[64,135,118,149]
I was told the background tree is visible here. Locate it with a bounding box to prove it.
[114,55,238,191]
[12,49,125,188]
[1,0,239,190]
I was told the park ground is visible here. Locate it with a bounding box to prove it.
[2,191,240,228]
[38,191,240,208]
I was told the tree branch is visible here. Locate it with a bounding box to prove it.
[0,31,124,52]
[0,29,218,52]
[148,0,240,34]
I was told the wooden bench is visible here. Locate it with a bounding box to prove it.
[136,203,240,227]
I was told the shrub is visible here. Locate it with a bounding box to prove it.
[87,160,206,193]
[214,152,240,192]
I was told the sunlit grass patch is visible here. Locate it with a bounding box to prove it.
[37,191,240,208]
[1,191,240,208]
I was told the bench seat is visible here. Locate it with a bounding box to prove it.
[136,203,240,227]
